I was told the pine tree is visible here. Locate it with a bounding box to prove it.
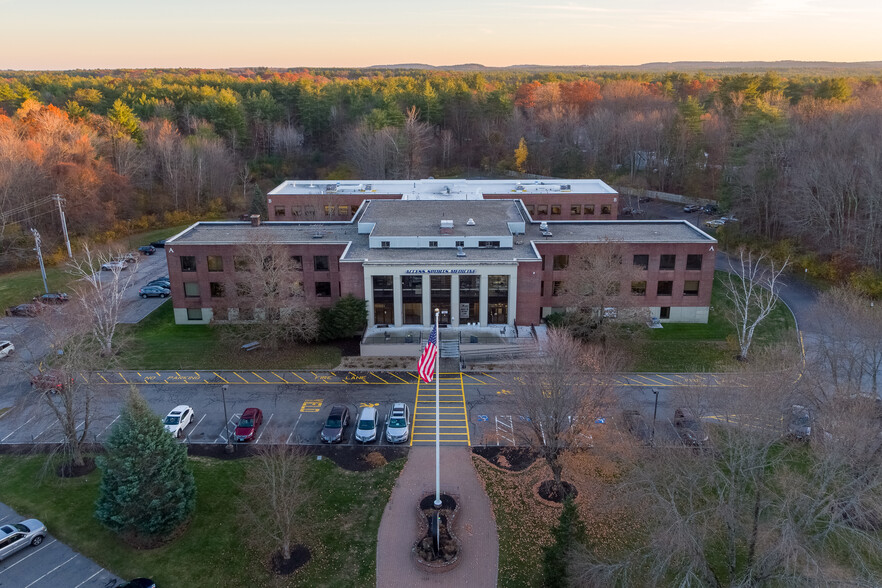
[95,390,196,544]
[542,497,586,588]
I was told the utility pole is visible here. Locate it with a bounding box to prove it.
[51,194,72,258]
[31,228,49,295]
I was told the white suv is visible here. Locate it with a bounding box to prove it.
[385,403,411,443]
[0,341,14,359]
[163,405,194,438]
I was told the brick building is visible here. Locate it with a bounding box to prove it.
[165,179,715,327]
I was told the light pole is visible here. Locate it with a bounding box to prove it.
[650,387,659,446]
[221,384,234,453]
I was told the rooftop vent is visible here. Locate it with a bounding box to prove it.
[560,184,571,191]
[457,246,466,257]
[515,184,525,191]
[440,220,454,229]
[445,186,451,194]
[365,184,372,191]
[312,232,324,239]
[539,221,548,231]
[325,184,337,193]
[250,214,261,227]
[466,218,475,226]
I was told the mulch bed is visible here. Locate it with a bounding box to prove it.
[57,457,96,478]
[336,336,362,357]
[270,545,311,575]
[536,479,578,503]
[310,445,408,471]
[472,447,538,471]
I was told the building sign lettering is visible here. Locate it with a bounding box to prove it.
[404,269,476,274]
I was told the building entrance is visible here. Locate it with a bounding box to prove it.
[430,275,451,325]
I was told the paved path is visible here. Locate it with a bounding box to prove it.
[376,446,498,587]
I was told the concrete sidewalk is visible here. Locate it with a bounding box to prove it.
[376,446,498,587]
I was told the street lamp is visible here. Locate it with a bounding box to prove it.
[221,384,234,454]
[650,387,659,446]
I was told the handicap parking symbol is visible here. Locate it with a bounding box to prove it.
[594,417,606,424]
[477,414,489,422]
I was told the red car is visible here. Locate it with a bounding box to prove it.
[234,408,263,442]
[31,370,74,393]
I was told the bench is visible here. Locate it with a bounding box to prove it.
[241,341,261,352]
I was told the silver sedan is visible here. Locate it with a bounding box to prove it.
[0,519,47,561]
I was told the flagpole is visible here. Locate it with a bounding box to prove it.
[434,308,442,508]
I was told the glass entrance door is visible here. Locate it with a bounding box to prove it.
[430,275,451,325]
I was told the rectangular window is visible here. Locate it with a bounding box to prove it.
[304,206,316,218]
[315,282,332,297]
[584,205,595,215]
[401,275,423,325]
[207,255,224,272]
[537,204,548,215]
[314,256,329,271]
[186,308,203,321]
[381,241,391,249]
[540,281,545,296]
[372,275,394,324]
[213,307,228,321]
[631,281,647,296]
[552,281,563,296]
[324,205,333,216]
[210,282,225,298]
[551,205,561,215]
[291,256,302,270]
[541,255,546,271]
[478,241,500,248]
[570,205,581,215]
[601,205,611,215]
[657,281,674,296]
[553,255,569,270]
[274,206,286,217]
[291,206,302,217]
[180,256,196,272]
[455,241,464,247]
[659,254,676,270]
[236,282,249,297]
[234,256,249,272]
[526,204,536,215]
[684,280,700,296]
[633,254,649,270]
[429,241,438,248]
[239,307,254,321]
[338,205,350,216]
[686,254,703,271]
[184,282,200,297]
[660,306,671,319]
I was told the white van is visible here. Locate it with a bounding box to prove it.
[355,407,379,443]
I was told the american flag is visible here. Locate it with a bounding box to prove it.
[418,325,438,383]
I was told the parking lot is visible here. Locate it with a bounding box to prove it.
[0,504,120,588]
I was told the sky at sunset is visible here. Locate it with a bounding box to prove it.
[2,0,880,69]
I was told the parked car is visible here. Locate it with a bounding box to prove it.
[785,405,813,440]
[386,402,411,443]
[720,216,738,223]
[163,405,194,438]
[33,292,69,304]
[683,204,702,213]
[139,285,170,298]
[138,245,156,255]
[704,219,726,228]
[5,303,43,317]
[703,204,719,214]
[0,519,47,561]
[146,280,171,289]
[100,260,128,271]
[355,407,379,443]
[0,341,15,359]
[31,370,73,393]
[114,253,137,263]
[150,239,167,248]
[620,207,633,216]
[117,580,156,588]
[674,407,709,446]
[234,407,263,442]
[321,405,350,443]
[638,196,653,203]
[622,409,651,443]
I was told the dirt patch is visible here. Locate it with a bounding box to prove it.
[472,447,538,471]
[270,545,311,575]
[536,479,578,503]
[309,445,408,471]
[57,457,96,478]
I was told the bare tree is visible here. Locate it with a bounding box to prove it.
[512,329,623,499]
[239,437,311,565]
[67,245,138,356]
[723,248,789,360]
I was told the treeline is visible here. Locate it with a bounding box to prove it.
[1,68,881,272]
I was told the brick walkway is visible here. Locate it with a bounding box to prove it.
[376,446,499,587]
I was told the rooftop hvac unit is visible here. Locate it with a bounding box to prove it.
[325,184,337,192]
[440,220,454,229]
[466,218,475,226]
[539,221,548,231]
[560,184,571,191]
[457,246,466,257]
[515,184,525,191]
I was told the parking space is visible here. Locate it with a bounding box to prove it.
[85,370,422,386]
[0,504,120,587]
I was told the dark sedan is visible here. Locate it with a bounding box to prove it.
[33,292,69,304]
[321,405,350,443]
[622,409,652,444]
[674,407,709,446]
[139,285,170,298]
[5,303,43,317]
[150,239,166,248]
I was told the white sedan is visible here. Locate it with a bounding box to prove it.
[163,405,195,438]
[0,341,14,359]
[100,260,128,271]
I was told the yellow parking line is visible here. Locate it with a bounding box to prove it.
[233,372,249,383]
[213,372,229,384]
[388,372,410,384]
[137,372,142,377]
[480,372,501,381]
[99,373,109,383]
[407,372,419,379]
[462,374,487,384]
[118,372,128,384]
[370,372,391,384]
[652,374,680,384]
[252,372,270,383]
[271,372,290,384]
[175,371,188,384]
[80,373,89,383]
[635,375,667,386]
[290,372,309,383]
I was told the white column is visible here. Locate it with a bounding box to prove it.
[450,274,460,327]
[422,275,432,326]
[479,273,489,326]
[393,273,403,327]
[364,271,375,327]
[507,270,517,326]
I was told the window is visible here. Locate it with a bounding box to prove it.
[210,282,225,298]
[541,255,546,271]
[234,256,249,272]
[526,204,535,215]
[314,256,329,271]
[657,281,673,296]
[684,280,700,296]
[570,205,581,215]
[236,282,249,297]
[239,307,254,321]
[601,205,611,215]
[207,255,224,272]
[338,205,350,216]
[552,281,564,296]
[274,206,286,217]
[324,205,334,216]
[291,256,302,270]
[553,255,569,270]
[184,282,200,297]
[456,241,464,247]
[213,307,227,321]
[429,241,438,248]
[659,254,676,270]
[633,254,649,270]
[381,241,391,249]
[631,281,647,296]
[186,308,203,321]
[551,205,561,216]
[304,206,316,218]
[180,256,196,272]
[291,206,302,217]
[584,204,595,215]
[540,281,545,296]
[537,204,548,215]
[686,254,703,271]
[660,306,671,319]
[315,282,332,297]
[478,241,500,248]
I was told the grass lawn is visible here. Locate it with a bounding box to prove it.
[115,303,341,370]
[0,224,190,310]
[629,271,798,372]
[0,454,404,587]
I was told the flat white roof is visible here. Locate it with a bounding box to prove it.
[268,178,616,200]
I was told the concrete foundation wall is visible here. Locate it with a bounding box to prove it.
[173,307,213,325]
